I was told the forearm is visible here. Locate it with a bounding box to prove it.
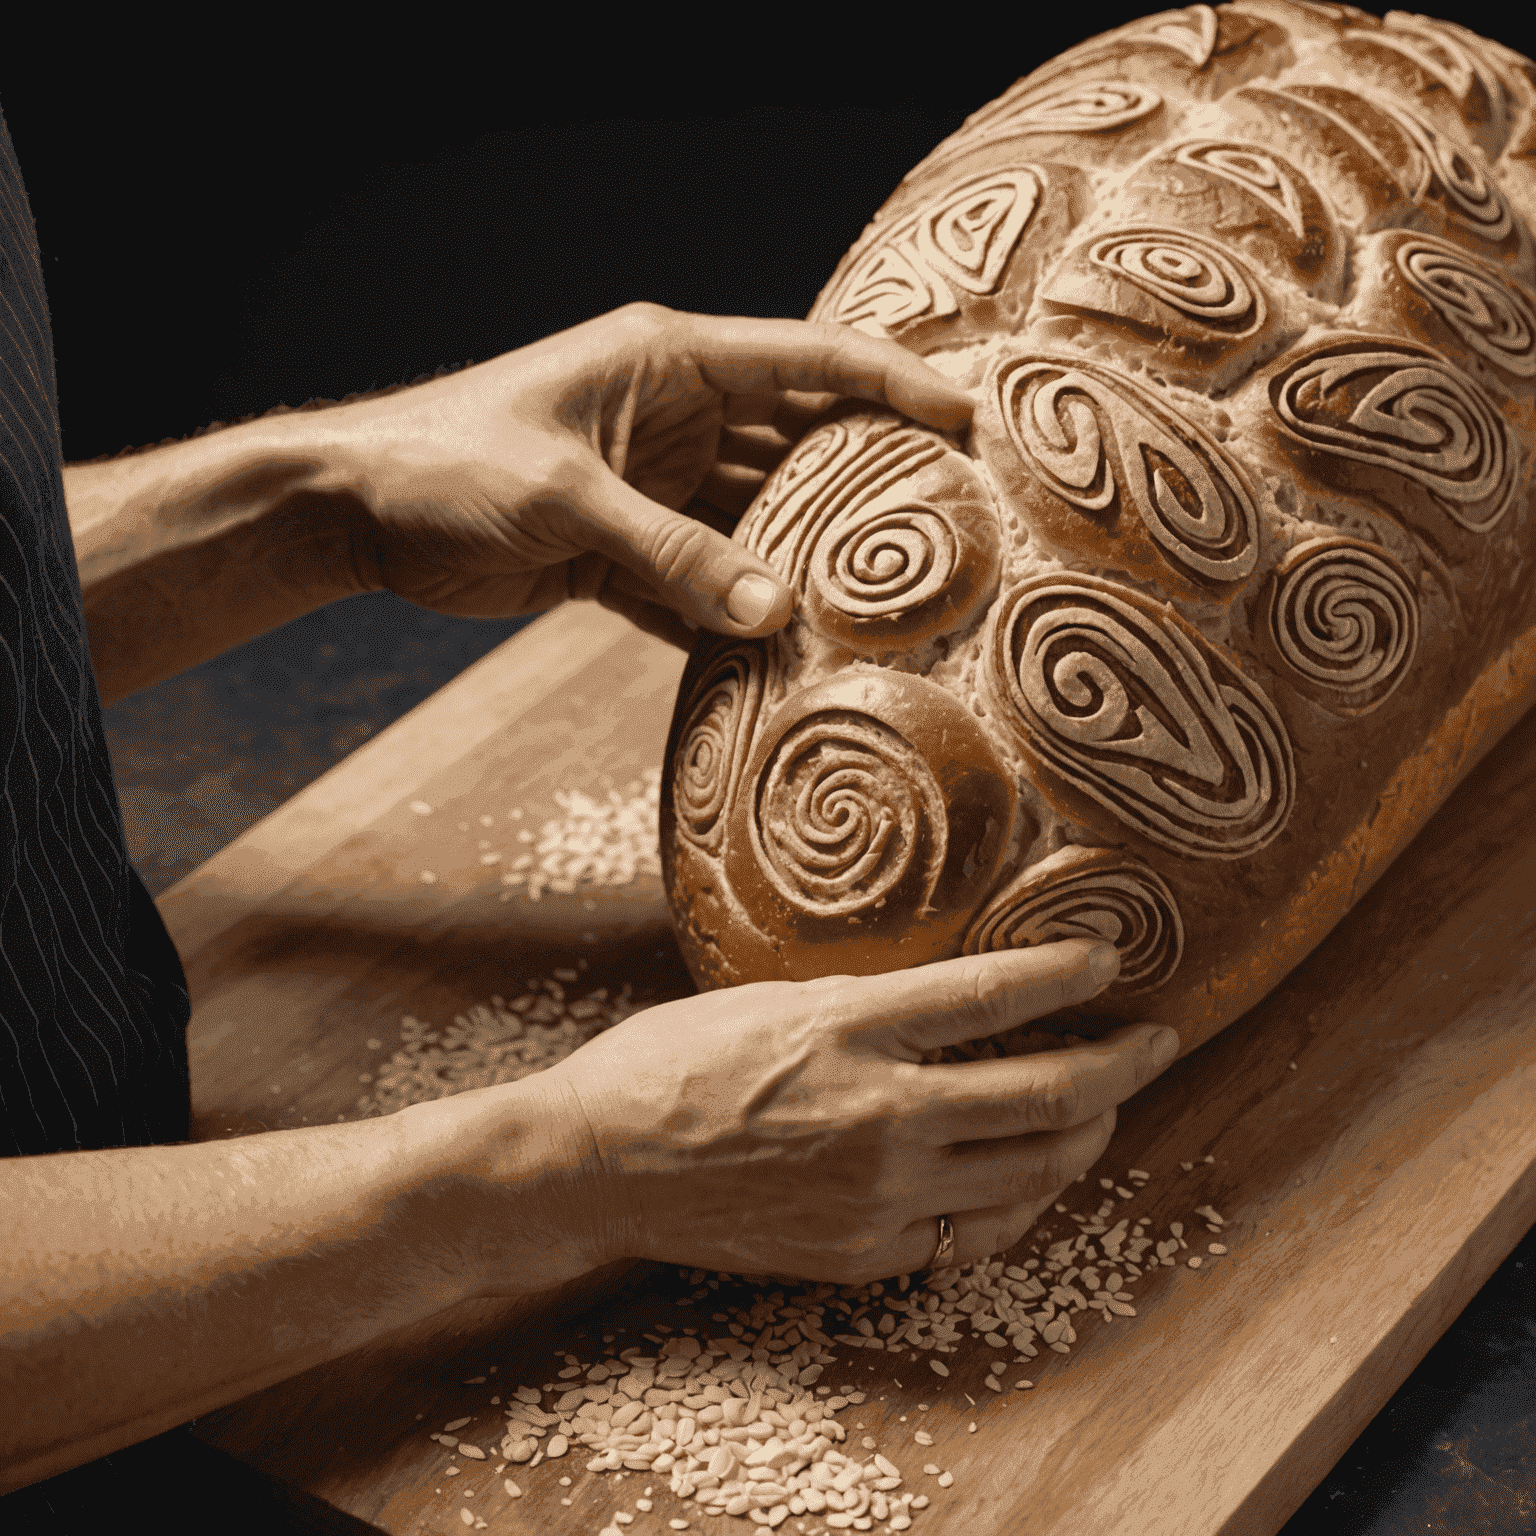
[0,1093,556,1494]
[64,413,379,709]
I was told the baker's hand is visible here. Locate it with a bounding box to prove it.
[463,941,1180,1291]
[322,303,974,649]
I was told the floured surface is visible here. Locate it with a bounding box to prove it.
[169,604,1536,1535]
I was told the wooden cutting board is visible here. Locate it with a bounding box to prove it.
[172,600,1536,1536]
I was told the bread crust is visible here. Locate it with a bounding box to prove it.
[661,3,1536,1057]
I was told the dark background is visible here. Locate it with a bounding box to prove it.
[4,5,1534,1531]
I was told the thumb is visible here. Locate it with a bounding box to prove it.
[574,464,793,637]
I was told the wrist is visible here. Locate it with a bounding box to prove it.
[67,411,384,705]
[393,1072,618,1300]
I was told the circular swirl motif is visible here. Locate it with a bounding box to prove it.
[962,845,1184,995]
[993,355,1259,586]
[1088,228,1263,333]
[1362,92,1514,241]
[984,575,1295,859]
[750,711,947,917]
[672,639,764,853]
[812,506,959,619]
[1270,339,1515,534]
[1396,237,1536,376]
[918,79,1163,175]
[1269,537,1420,715]
[1009,80,1165,133]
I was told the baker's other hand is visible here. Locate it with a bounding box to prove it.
[446,940,1181,1292]
[318,303,974,649]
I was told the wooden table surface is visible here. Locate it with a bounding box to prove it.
[169,601,1536,1536]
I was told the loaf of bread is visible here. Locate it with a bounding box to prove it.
[660,2,1536,1059]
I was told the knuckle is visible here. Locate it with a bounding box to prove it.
[1028,1067,1082,1133]
[959,966,1015,1037]
[615,300,674,335]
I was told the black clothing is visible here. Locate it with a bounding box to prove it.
[0,103,331,1534]
[0,105,190,1161]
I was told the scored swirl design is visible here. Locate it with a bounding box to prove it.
[1372,95,1515,242]
[1270,339,1516,533]
[962,845,1184,995]
[1396,237,1536,376]
[672,639,764,853]
[994,355,1259,586]
[916,80,1163,176]
[742,413,1001,649]
[1268,538,1419,716]
[985,575,1295,859]
[1087,227,1264,333]
[749,711,947,917]
[1004,79,1165,134]
[811,507,957,620]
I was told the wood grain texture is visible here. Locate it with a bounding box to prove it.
[169,601,1536,1535]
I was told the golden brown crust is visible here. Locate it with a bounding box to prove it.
[662,3,1536,1057]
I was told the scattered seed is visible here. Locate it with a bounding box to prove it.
[1209,1243,1228,1255]
[923,1465,940,1476]
[1189,1256,1204,1268]
[927,1360,949,1377]
[503,1480,522,1498]
[938,1471,954,1487]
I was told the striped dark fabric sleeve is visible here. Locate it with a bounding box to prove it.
[0,99,191,1161]
[0,100,352,1535]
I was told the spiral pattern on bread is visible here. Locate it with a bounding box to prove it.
[1269,537,1420,715]
[748,710,948,917]
[1270,339,1516,533]
[1087,227,1264,332]
[962,844,1183,993]
[993,355,1259,586]
[672,639,765,853]
[986,575,1295,859]
[1395,236,1536,376]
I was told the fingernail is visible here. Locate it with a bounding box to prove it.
[726,574,780,628]
[1087,943,1119,986]
[1149,1028,1180,1067]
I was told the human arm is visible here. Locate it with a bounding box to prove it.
[66,305,975,708]
[0,1101,530,1494]
[64,411,377,710]
[0,939,1177,1493]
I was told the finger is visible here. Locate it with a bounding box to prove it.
[590,578,700,652]
[926,1106,1119,1213]
[695,461,770,521]
[915,1024,1176,1145]
[680,496,739,538]
[825,941,1120,1055]
[571,461,793,636]
[893,1187,1066,1280]
[717,421,796,474]
[680,315,975,434]
[721,388,839,432]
